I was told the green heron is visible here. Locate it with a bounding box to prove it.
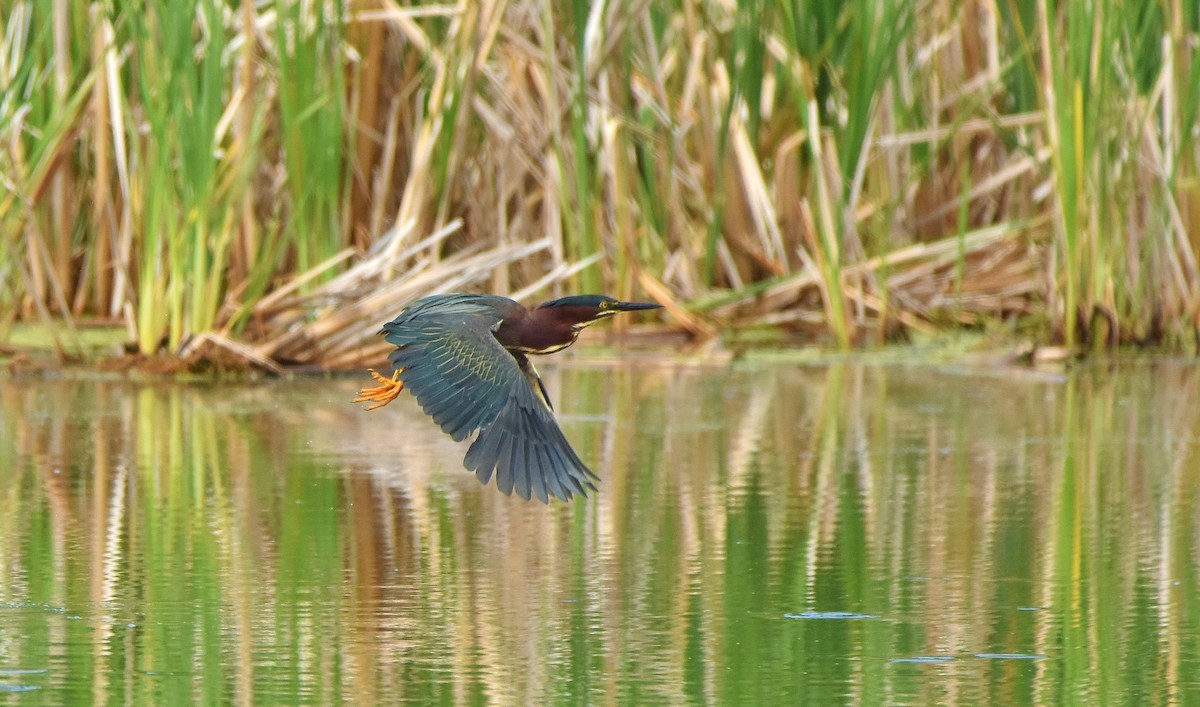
[354,293,662,502]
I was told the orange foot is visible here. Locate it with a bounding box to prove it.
[354,369,405,411]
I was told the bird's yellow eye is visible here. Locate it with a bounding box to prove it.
[599,300,611,310]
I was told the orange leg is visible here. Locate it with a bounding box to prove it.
[353,369,406,410]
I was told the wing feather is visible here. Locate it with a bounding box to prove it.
[462,362,599,501]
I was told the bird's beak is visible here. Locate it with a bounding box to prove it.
[612,301,663,312]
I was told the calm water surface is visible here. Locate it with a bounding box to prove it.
[2,359,1199,704]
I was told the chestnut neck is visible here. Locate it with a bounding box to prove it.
[495,305,599,354]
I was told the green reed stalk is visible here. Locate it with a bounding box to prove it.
[1040,0,1086,347]
[805,102,850,348]
[128,0,232,352]
[776,0,913,347]
[568,0,600,292]
[275,0,346,278]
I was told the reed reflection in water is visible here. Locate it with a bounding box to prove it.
[1,360,1199,704]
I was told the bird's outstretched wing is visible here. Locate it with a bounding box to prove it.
[383,309,599,502]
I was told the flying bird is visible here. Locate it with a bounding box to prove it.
[355,293,662,502]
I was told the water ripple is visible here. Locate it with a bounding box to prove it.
[784,611,882,620]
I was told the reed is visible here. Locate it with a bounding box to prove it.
[1,0,1197,366]
[275,0,346,275]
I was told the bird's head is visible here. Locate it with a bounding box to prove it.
[535,294,662,330]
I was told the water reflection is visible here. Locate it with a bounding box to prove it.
[1,360,1199,703]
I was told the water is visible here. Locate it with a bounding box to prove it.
[2,359,1199,704]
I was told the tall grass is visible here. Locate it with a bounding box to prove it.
[1,0,1198,363]
[130,0,232,352]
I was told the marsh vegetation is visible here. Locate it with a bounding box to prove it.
[2,1,1198,366]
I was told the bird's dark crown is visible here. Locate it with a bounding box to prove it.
[538,294,619,312]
